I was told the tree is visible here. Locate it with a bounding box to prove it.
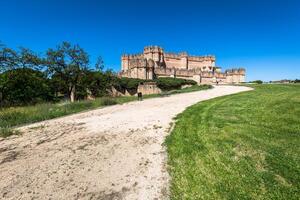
[85,69,116,97]
[46,42,89,102]
[252,80,263,84]
[0,44,18,72]
[0,43,44,72]
[0,68,51,106]
[17,47,44,70]
[95,56,104,72]
[48,72,68,99]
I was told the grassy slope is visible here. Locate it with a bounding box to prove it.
[166,84,300,200]
[0,85,211,137]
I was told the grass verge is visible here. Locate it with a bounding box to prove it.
[166,84,300,199]
[162,84,212,95]
[0,85,211,138]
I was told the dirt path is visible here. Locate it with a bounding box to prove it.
[0,86,252,200]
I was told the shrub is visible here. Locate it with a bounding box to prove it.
[112,77,146,94]
[251,80,263,84]
[155,77,197,91]
[0,68,52,106]
[112,77,197,92]
[83,70,116,98]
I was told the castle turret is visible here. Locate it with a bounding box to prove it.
[143,46,164,68]
[237,68,246,82]
[238,68,246,74]
[225,67,245,83]
[121,54,129,71]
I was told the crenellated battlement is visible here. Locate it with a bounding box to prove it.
[225,68,246,75]
[188,55,215,62]
[143,45,164,54]
[122,53,144,60]
[164,53,181,59]
[164,52,215,61]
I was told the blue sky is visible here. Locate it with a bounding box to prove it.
[1,0,299,81]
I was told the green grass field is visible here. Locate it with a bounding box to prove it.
[0,85,211,137]
[166,84,300,199]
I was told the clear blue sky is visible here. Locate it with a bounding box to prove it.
[1,0,299,81]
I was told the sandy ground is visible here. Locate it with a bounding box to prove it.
[0,85,252,200]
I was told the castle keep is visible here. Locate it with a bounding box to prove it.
[119,46,245,84]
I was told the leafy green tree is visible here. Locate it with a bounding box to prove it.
[46,42,89,102]
[48,72,68,100]
[0,44,18,72]
[95,56,104,72]
[0,68,51,106]
[17,47,44,70]
[252,80,263,84]
[0,41,115,105]
[0,43,44,72]
[80,70,115,98]
[76,56,114,98]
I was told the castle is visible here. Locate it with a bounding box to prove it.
[119,46,245,84]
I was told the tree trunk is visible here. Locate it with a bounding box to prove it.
[70,85,75,102]
[0,91,3,106]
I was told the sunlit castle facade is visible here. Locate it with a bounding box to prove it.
[119,46,245,84]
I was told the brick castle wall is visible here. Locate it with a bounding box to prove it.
[120,46,245,84]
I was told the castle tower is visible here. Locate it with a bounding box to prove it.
[238,68,246,83]
[143,46,164,68]
[180,52,188,69]
[225,68,245,83]
[121,54,129,71]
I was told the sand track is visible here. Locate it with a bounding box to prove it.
[0,86,252,200]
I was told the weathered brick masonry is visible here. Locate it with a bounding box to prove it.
[119,46,245,84]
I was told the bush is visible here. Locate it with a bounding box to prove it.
[155,77,197,91]
[112,77,197,93]
[0,68,52,106]
[251,80,263,84]
[113,77,146,94]
[83,71,116,98]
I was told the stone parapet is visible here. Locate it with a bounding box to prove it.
[143,46,164,54]
[188,55,215,62]
[225,68,245,75]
